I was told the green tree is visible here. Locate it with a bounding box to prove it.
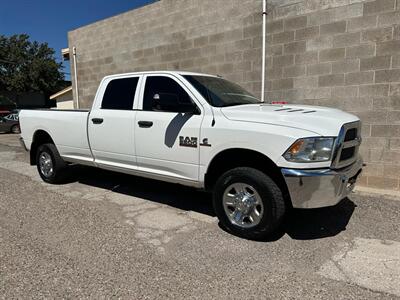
[0,34,66,97]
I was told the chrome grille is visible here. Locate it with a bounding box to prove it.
[331,121,362,169]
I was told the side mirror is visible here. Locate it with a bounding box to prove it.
[152,93,200,114]
[153,93,178,111]
[180,103,200,114]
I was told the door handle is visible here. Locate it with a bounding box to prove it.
[138,121,153,128]
[91,118,103,124]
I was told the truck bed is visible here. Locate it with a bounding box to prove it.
[28,109,90,112]
[19,109,94,163]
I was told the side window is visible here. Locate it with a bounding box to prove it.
[101,77,139,110]
[143,76,195,113]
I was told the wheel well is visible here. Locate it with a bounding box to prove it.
[30,130,54,165]
[204,148,290,205]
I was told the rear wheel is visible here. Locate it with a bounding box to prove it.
[213,167,286,240]
[10,125,20,134]
[36,143,67,183]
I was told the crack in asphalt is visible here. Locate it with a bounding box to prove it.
[1,136,400,298]
[0,145,215,255]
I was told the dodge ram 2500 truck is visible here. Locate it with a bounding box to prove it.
[19,71,363,239]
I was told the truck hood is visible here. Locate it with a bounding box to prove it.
[220,104,359,136]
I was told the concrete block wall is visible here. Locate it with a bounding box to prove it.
[266,0,400,190]
[68,0,264,107]
[69,0,400,191]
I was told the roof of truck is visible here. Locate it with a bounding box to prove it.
[103,70,218,80]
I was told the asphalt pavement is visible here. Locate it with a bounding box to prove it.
[0,133,399,299]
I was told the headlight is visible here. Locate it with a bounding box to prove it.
[283,137,335,162]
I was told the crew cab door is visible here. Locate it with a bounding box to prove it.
[135,74,203,182]
[88,75,141,169]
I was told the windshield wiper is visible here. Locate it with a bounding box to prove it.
[223,93,260,102]
[221,102,251,107]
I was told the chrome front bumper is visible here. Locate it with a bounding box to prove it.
[281,157,363,209]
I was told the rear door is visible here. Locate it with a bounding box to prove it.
[134,74,203,182]
[88,75,141,169]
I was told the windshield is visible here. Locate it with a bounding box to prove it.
[184,75,260,107]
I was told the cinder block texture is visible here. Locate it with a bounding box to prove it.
[264,0,400,190]
[69,0,400,191]
[69,0,263,108]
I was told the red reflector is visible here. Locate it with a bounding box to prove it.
[271,101,288,105]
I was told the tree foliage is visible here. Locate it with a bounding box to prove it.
[0,34,66,96]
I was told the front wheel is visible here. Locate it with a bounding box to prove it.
[10,124,20,134]
[36,143,67,183]
[213,167,286,240]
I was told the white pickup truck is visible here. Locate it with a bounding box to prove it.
[19,71,363,239]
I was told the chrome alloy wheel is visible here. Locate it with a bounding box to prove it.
[222,183,264,228]
[39,152,54,178]
[11,125,20,134]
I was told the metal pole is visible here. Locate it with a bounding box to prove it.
[261,0,267,103]
[72,47,80,109]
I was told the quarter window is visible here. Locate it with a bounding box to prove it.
[101,77,139,110]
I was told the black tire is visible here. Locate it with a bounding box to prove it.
[36,143,67,184]
[213,167,286,240]
[10,125,20,134]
